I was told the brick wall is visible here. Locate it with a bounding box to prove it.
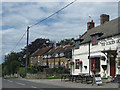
[30,56,70,69]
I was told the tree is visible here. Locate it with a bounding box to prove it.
[10,60,21,74]
[2,52,25,75]
[2,65,8,76]
[21,38,53,55]
[58,38,74,46]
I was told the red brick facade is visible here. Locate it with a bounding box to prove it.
[30,45,71,69]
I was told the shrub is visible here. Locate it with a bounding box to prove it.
[18,67,26,78]
[27,66,35,74]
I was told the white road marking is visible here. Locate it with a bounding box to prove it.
[31,86,37,88]
[16,82,25,85]
[7,80,13,83]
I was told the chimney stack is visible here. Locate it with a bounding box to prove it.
[87,20,95,31]
[100,14,109,24]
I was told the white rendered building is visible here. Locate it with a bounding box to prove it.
[71,14,120,78]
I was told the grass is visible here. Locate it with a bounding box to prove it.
[46,76,61,79]
[4,77,18,79]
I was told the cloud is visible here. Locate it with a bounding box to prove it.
[1,2,118,63]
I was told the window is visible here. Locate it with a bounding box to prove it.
[91,58,100,72]
[49,63,51,67]
[38,56,40,62]
[61,62,63,67]
[75,41,79,49]
[52,63,54,68]
[65,62,67,68]
[91,35,98,45]
[44,63,46,66]
[118,58,120,67]
[75,59,79,69]
[55,63,58,68]
[31,57,33,63]
[118,61,120,66]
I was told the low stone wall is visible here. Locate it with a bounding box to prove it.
[4,74,20,78]
[26,73,46,79]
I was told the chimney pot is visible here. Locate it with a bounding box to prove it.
[87,20,95,31]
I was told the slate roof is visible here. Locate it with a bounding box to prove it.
[31,45,72,57]
[45,47,57,55]
[78,17,120,44]
[31,46,52,57]
[53,45,72,54]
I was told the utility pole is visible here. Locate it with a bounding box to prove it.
[26,26,30,77]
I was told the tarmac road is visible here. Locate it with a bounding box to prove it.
[2,78,120,90]
[2,78,65,89]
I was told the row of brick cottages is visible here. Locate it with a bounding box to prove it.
[30,45,72,69]
[71,14,120,78]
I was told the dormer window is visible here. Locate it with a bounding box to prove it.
[91,32,103,46]
[60,53,64,57]
[74,38,83,49]
[48,55,51,58]
[44,55,47,58]
[55,53,58,57]
[91,35,98,45]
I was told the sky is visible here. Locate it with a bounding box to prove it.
[1,0,119,63]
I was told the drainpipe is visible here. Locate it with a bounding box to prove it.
[89,42,91,75]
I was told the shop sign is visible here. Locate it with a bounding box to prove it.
[101,38,120,46]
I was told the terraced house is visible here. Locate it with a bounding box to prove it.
[71,14,120,79]
[30,45,72,69]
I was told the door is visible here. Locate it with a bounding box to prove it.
[110,57,116,78]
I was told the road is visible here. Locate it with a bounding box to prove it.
[2,78,65,89]
[2,78,119,90]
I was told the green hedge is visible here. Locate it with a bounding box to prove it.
[18,67,26,78]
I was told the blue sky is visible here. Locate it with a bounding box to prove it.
[1,1,119,63]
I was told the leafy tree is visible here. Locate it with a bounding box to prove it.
[2,65,8,76]
[2,52,25,75]
[22,38,53,55]
[10,60,21,74]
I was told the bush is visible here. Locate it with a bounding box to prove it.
[18,67,26,78]
[28,66,35,74]
[37,71,44,74]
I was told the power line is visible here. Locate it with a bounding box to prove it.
[29,0,77,28]
[11,0,77,52]
[11,31,27,52]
